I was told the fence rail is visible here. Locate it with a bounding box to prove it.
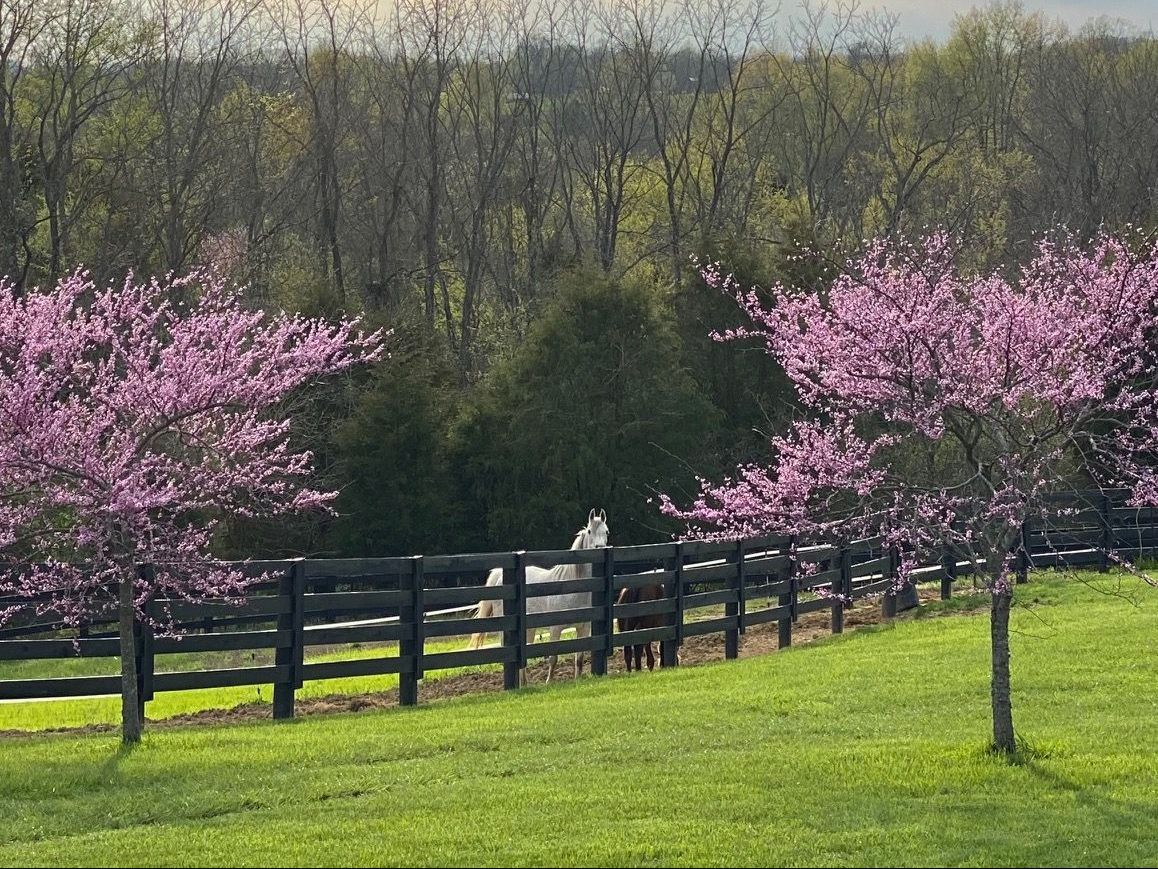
[1,490,1153,714]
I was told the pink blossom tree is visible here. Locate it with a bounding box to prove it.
[0,268,384,743]
[662,230,1158,755]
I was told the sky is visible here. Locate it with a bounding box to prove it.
[855,0,1157,41]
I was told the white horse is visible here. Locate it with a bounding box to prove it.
[467,508,610,685]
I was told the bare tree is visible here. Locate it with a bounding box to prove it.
[214,49,310,301]
[443,1,527,373]
[275,0,373,304]
[1018,20,1150,237]
[0,0,56,286]
[566,0,647,272]
[850,12,977,236]
[398,0,465,337]
[950,1,1044,155]
[772,0,874,237]
[142,0,259,274]
[692,0,778,239]
[505,0,566,310]
[31,0,142,280]
[346,14,421,310]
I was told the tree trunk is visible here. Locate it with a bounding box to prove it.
[990,587,1015,754]
[47,199,63,280]
[119,572,142,744]
[0,144,21,284]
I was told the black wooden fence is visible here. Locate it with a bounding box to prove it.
[2,490,1156,718]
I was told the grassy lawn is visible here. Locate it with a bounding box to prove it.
[0,597,777,732]
[1,571,1156,867]
[0,635,499,731]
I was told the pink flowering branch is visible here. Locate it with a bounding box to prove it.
[668,229,1158,754]
[0,267,385,742]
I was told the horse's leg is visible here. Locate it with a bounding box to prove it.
[575,621,591,677]
[645,641,656,671]
[633,644,643,671]
[622,621,633,672]
[522,627,535,686]
[545,625,562,683]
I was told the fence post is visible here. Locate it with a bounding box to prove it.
[414,557,425,681]
[502,551,525,691]
[292,560,305,690]
[135,565,154,724]
[725,539,744,659]
[778,536,795,649]
[591,546,613,676]
[882,545,898,619]
[791,547,802,625]
[736,538,748,636]
[660,543,681,668]
[398,556,423,707]
[832,543,850,635]
[940,544,955,600]
[661,542,684,668]
[843,544,854,602]
[273,562,299,719]
[1100,494,1112,572]
[132,612,144,725]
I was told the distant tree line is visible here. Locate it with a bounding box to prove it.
[3,0,1156,555]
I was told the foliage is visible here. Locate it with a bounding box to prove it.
[662,229,1158,752]
[674,234,813,471]
[0,267,383,740]
[325,323,475,557]
[451,268,720,550]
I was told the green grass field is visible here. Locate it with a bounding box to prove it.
[2,571,1156,867]
[0,635,497,732]
[0,596,787,732]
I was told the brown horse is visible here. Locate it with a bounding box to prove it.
[615,582,667,672]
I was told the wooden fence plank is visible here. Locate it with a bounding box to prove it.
[0,674,121,699]
[300,658,407,681]
[424,646,515,670]
[303,623,407,646]
[683,588,737,609]
[0,638,120,659]
[153,665,289,692]
[154,629,290,654]
[526,635,605,661]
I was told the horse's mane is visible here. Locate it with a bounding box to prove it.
[548,526,589,580]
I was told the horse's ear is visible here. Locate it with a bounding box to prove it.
[599,508,606,522]
[588,508,595,524]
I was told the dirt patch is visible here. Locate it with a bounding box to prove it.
[0,586,987,739]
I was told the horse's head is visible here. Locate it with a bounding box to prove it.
[581,508,610,549]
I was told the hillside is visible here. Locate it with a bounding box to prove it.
[2,572,1155,867]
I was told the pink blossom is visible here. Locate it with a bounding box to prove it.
[0,268,385,630]
[667,229,1158,592]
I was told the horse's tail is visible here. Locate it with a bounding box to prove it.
[615,585,636,634]
[467,567,503,649]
